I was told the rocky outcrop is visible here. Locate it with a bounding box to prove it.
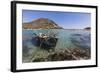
[84,27,91,30]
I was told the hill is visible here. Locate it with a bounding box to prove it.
[23,18,62,29]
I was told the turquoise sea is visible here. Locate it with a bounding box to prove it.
[22,29,91,62]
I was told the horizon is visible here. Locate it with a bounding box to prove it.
[22,10,91,29]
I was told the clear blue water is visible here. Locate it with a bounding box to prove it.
[22,29,91,62]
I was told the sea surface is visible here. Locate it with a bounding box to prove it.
[22,29,91,62]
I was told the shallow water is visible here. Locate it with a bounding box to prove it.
[22,29,91,62]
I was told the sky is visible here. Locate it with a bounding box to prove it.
[22,10,91,29]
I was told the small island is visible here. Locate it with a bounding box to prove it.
[84,27,91,30]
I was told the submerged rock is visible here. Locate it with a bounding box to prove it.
[32,47,90,62]
[32,36,58,51]
[47,51,76,61]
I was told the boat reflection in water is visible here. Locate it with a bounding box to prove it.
[32,33,58,51]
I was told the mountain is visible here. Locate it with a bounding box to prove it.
[23,18,62,29]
